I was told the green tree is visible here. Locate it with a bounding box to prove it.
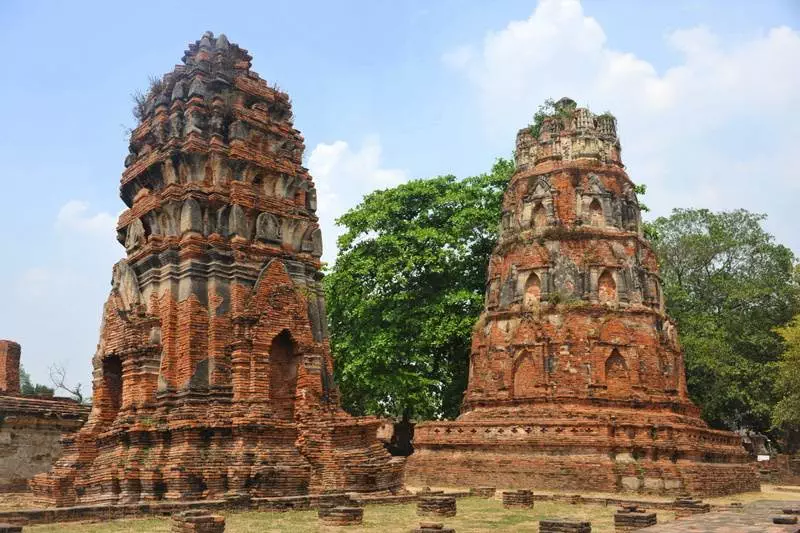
[19,365,55,397]
[774,314,800,451]
[651,208,799,432]
[325,159,514,419]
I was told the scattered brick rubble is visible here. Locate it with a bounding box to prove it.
[411,522,455,533]
[29,32,403,507]
[417,496,457,517]
[539,518,592,532]
[502,489,533,509]
[0,340,89,492]
[406,97,760,496]
[614,504,657,531]
[469,486,495,498]
[171,509,225,532]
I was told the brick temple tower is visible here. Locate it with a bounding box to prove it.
[31,33,403,506]
[406,98,759,496]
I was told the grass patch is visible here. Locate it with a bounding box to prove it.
[26,497,677,533]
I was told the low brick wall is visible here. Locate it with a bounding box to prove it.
[171,509,225,532]
[0,524,23,533]
[469,487,496,498]
[539,519,592,532]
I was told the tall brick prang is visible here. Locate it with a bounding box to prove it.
[30,32,403,506]
[405,98,759,496]
[0,340,21,394]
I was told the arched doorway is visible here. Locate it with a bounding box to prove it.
[101,355,122,423]
[269,330,301,419]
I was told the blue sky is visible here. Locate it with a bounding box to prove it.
[0,0,798,393]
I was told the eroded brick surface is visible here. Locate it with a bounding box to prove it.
[0,343,89,492]
[406,98,759,496]
[30,32,403,507]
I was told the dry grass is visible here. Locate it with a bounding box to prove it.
[18,485,800,533]
[25,497,675,533]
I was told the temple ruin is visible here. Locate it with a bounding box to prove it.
[405,98,760,496]
[0,341,89,492]
[30,32,403,506]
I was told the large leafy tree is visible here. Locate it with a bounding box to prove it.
[650,209,799,432]
[325,159,514,419]
[774,312,800,451]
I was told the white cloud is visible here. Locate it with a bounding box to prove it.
[444,0,800,252]
[308,136,408,263]
[56,200,117,238]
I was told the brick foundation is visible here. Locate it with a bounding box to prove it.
[407,98,759,497]
[411,523,455,533]
[318,507,363,526]
[30,32,403,507]
[171,509,224,532]
[539,519,591,532]
[417,496,456,517]
[502,490,533,509]
[614,505,656,531]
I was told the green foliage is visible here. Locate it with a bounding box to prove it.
[529,98,558,138]
[774,315,800,437]
[325,159,514,419]
[651,208,799,432]
[19,365,54,397]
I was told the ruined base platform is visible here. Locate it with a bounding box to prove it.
[406,402,760,497]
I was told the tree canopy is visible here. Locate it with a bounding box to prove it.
[650,208,799,432]
[19,365,54,397]
[324,159,514,419]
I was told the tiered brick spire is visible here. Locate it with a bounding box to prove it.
[31,32,403,506]
[406,98,759,496]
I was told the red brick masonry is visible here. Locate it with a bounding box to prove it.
[406,98,759,496]
[30,32,403,507]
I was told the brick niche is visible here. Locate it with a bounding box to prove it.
[30,32,403,506]
[405,98,760,496]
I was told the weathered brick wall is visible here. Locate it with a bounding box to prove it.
[30,32,402,507]
[407,97,759,496]
[0,341,21,394]
[0,392,88,492]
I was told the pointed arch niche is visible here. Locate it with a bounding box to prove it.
[598,269,617,303]
[521,175,556,228]
[524,272,542,309]
[604,348,630,395]
[513,349,543,397]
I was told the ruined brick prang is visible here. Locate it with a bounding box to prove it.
[31,32,403,506]
[406,98,759,496]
